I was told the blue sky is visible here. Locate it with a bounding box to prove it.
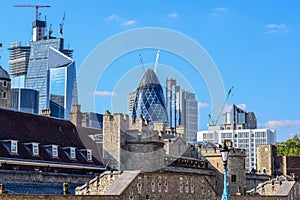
[0,1,300,141]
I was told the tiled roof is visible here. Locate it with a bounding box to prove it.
[0,108,104,168]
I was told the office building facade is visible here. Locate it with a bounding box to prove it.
[165,77,198,143]
[10,88,39,114]
[197,105,276,171]
[9,16,78,119]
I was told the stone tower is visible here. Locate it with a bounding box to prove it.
[256,145,277,176]
[0,66,11,108]
[200,142,246,196]
[103,110,165,171]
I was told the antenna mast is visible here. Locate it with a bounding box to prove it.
[154,50,160,73]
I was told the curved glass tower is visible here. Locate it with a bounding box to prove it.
[132,68,168,124]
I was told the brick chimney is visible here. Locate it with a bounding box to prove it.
[70,104,82,127]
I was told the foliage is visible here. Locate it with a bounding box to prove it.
[275,134,300,156]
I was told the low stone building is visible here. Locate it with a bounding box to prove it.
[76,170,217,199]
[247,175,300,199]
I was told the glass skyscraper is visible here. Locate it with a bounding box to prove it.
[10,88,39,114]
[131,68,168,124]
[165,77,198,143]
[18,16,78,119]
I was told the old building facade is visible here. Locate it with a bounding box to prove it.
[0,66,11,108]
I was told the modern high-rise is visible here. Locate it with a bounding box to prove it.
[165,77,198,143]
[9,13,78,119]
[197,105,276,172]
[8,42,31,88]
[131,68,168,124]
[166,77,180,127]
[128,91,136,117]
[180,90,198,142]
[10,88,39,114]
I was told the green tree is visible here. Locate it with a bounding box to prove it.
[275,134,300,156]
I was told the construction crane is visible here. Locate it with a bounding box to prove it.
[154,50,160,73]
[208,86,234,126]
[14,4,51,21]
[139,54,145,72]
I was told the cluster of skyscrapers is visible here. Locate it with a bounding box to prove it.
[8,14,77,119]
[0,9,277,174]
[128,68,199,143]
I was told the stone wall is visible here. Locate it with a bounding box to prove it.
[76,171,218,199]
[246,173,271,191]
[0,170,94,184]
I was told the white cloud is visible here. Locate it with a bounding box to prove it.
[90,91,119,97]
[211,7,229,17]
[106,14,120,21]
[122,19,137,26]
[264,23,286,34]
[265,120,300,128]
[198,102,209,108]
[265,23,285,29]
[105,14,137,26]
[167,12,178,18]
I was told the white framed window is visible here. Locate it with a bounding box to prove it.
[11,140,18,153]
[32,143,39,155]
[87,149,92,161]
[52,145,58,157]
[70,147,76,159]
[3,81,7,87]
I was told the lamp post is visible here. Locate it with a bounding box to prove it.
[220,142,230,200]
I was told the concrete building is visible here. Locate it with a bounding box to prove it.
[197,105,276,172]
[0,66,11,108]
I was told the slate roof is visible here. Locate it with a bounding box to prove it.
[0,108,104,168]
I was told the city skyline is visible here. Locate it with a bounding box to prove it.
[0,1,300,141]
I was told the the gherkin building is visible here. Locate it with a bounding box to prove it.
[132,68,168,124]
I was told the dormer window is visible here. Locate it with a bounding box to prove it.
[32,143,39,155]
[62,147,76,159]
[11,140,18,153]
[79,149,93,161]
[1,140,19,154]
[70,147,76,159]
[87,150,92,161]
[43,145,59,158]
[24,142,39,156]
[52,145,58,157]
